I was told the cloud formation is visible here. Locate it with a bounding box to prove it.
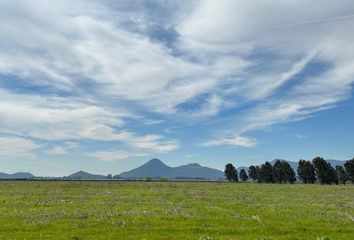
[87,150,147,161]
[0,0,353,166]
[201,136,257,148]
[0,136,40,159]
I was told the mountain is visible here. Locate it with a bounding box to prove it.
[0,172,35,179]
[66,171,106,180]
[327,159,346,167]
[118,158,174,179]
[173,163,224,179]
[118,158,225,179]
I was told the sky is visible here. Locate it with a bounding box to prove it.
[0,0,354,176]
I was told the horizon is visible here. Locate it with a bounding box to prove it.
[1,157,349,177]
[1,0,354,176]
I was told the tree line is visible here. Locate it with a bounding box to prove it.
[224,157,354,184]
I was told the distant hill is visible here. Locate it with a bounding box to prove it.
[326,159,346,167]
[0,172,35,179]
[66,171,106,180]
[173,163,225,179]
[118,158,225,179]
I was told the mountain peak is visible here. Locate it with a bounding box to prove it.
[185,163,201,167]
[67,170,106,179]
[145,158,165,165]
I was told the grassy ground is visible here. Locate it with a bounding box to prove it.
[0,181,353,240]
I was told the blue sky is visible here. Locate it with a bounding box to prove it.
[0,0,354,176]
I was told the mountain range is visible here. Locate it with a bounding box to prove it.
[0,172,35,179]
[0,158,347,180]
[117,158,225,179]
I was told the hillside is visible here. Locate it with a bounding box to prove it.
[0,172,35,179]
[118,158,225,179]
[66,171,106,180]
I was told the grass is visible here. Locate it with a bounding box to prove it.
[0,181,353,240]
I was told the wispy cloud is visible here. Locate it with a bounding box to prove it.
[46,147,68,155]
[115,131,179,153]
[0,0,353,163]
[295,134,307,139]
[0,136,40,159]
[201,136,257,148]
[45,142,79,155]
[87,151,147,161]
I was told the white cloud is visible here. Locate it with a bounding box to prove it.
[177,0,354,145]
[46,146,68,155]
[201,136,257,148]
[193,95,224,118]
[240,51,318,101]
[115,131,179,153]
[0,90,126,141]
[0,89,178,153]
[45,142,78,155]
[0,0,252,117]
[0,0,354,154]
[0,136,40,159]
[295,134,307,139]
[143,119,165,126]
[87,150,147,161]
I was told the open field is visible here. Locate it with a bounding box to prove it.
[0,181,353,240]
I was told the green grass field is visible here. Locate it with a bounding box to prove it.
[0,181,353,240]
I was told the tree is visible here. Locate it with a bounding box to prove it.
[259,162,274,183]
[273,160,296,183]
[239,169,248,182]
[335,166,348,184]
[313,157,333,184]
[248,165,258,182]
[297,160,316,184]
[255,166,262,183]
[344,158,354,183]
[329,166,339,185]
[224,163,238,182]
[288,167,297,184]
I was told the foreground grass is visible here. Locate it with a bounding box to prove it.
[0,181,353,239]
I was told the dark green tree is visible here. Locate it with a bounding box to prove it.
[239,169,248,182]
[273,160,296,183]
[313,157,333,184]
[297,159,316,183]
[248,165,258,182]
[335,166,348,184]
[260,162,274,183]
[273,160,286,183]
[255,166,262,183]
[329,166,339,185]
[288,167,297,184]
[224,163,238,182]
[344,158,354,183]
